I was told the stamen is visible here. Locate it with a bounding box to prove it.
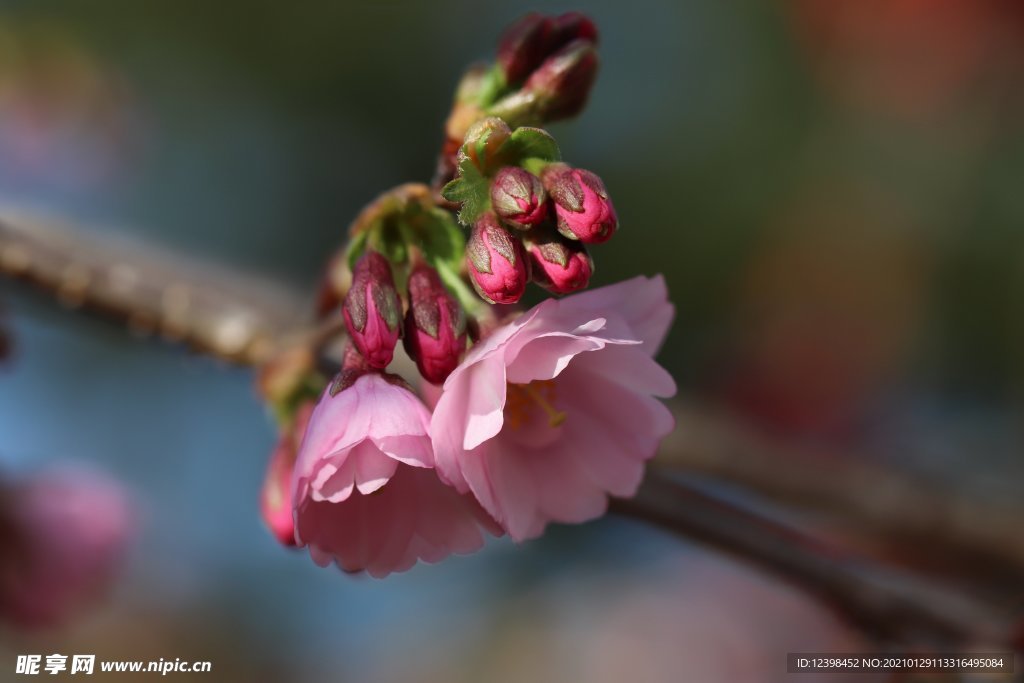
[505,380,568,430]
[523,382,567,428]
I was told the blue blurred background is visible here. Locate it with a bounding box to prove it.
[1,0,1022,680]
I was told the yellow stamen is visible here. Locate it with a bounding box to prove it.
[505,380,567,429]
[523,383,567,427]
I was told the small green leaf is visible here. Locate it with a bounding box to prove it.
[500,127,561,165]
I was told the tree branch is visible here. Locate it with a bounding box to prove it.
[0,204,309,365]
[613,472,1014,647]
[653,402,1024,576]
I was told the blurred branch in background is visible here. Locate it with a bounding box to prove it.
[614,473,1013,647]
[658,403,1024,577]
[1,205,1020,648]
[0,206,306,365]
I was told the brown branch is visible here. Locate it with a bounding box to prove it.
[613,472,1014,647]
[653,402,1024,575]
[0,204,310,365]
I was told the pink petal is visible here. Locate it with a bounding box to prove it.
[353,443,399,495]
[461,356,509,451]
[557,275,675,354]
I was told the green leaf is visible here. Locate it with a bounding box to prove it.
[419,208,466,271]
[443,161,491,226]
[500,127,561,165]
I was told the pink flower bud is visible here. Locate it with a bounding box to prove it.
[522,39,598,120]
[466,214,529,304]
[490,166,548,228]
[526,232,594,294]
[403,264,468,384]
[260,402,314,547]
[497,13,555,85]
[343,251,402,369]
[542,163,617,243]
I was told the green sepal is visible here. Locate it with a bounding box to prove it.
[344,228,370,270]
[474,64,510,108]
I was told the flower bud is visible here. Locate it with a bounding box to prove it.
[403,264,468,384]
[551,12,599,46]
[497,13,555,85]
[343,251,402,369]
[541,163,617,243]
[497,13,598,87]
[461,117,512,172]
[526,231,594,294]
[260,402,313,547]
[466,214,529,304]
[522,39,598,121]
[490,166,548,228]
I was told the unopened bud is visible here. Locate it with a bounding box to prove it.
[343,251,402,369]
[551,12,599,46]
[461,117,512,172]
[522,40,598,121]
[497,13,555,85]
[403,264,468,384]
[260,402,313,547]
[526,231,594,294]
[466,214,529,304]
[541,163,617,243]
[491,166,548,228]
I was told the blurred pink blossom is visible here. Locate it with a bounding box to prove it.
[0,467,134,629]
[292,373,500,577]
[430,276,676,541]
[260,402,315,547]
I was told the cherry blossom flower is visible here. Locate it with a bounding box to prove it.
[429,276,676,541]
[292,373,499,577]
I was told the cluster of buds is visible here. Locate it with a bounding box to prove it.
[494,12,599,121]
[342,250,469,386]
[445,117,616,305]
[438,12,600,186]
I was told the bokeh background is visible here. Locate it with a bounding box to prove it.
[1,1,1023,681]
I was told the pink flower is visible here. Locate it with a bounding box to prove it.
[292,373,499,577]
[260,401,314,547]
[429,276,676,541]
[0,467,134,629]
